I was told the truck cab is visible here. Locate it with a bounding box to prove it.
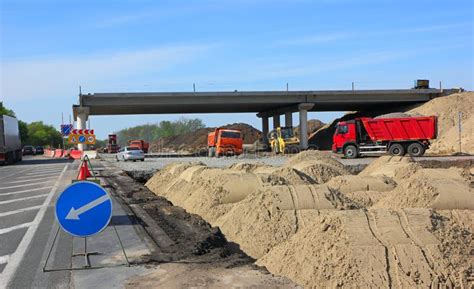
[208,128,243,157]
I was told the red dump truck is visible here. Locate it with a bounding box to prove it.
[128,140,149,153]
[332,116,437,158]
[208,128,243,157]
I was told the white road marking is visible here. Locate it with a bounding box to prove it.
[0,164,68,287]
[0,205,42,217]
[0,222,32,235]
[0,254,10,264]
[2,176,57,185]
[0,186,53,196]
[0,181,53,190]
[0,194,49,205]
[14,173,61,180]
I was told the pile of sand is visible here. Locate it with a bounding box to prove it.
[215,185,341,258]
[359,155,421,180]
[258,209,473,288]
[374,167,474,210]
[408,92,474,154]
[149,123,262,153]
[285,150,350,183]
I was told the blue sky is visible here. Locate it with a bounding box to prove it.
[1,0,473,139]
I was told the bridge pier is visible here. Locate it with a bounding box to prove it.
[298,103,314,150]
[285,112,293,127]
[75,107,89,151]
[273,115,280,129]
[261,116,269,147]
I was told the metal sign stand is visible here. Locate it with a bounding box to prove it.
[43,160,130,272]
[43,224,130,272]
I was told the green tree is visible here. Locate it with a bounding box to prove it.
[0,102,15,117]
[27,121,63,147]
[18,120,29,144]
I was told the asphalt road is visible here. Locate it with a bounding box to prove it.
[0,156,71,288]
[0,156,153,289]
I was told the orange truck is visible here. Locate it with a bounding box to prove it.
[128,139,149,153]
[207,128,243,157]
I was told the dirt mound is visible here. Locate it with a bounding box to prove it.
[149,123,261,153]
[359,155,421,180]
[291,160,349,184]
[286,150,342,167]
[258,209,473,288]
[407,92,474,154]
[215,185,340,259]
[294,119,325,138]
[327,175,396,194]
[374,168,474,209]
[253,166,315,185]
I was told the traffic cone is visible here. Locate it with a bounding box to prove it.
[77,160,92,180]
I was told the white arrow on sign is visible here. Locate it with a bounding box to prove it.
[65,194,110,220]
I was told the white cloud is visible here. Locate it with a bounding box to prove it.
[279,32,352,46]
[0,44,213,101]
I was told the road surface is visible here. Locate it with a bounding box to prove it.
[0,156,152,289]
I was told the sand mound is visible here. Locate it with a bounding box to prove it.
[253,166,315,185]
[359,155,421,180]
[228,162,266,172]
[408,92,474,154]
[215,185,339,259]
[374,168,474,209]
[286,150,342,167]
[291,160,349,184]
[258,209,473,288]
[327,175,397,194]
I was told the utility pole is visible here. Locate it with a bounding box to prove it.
[458,112,462,154]
[193,83,196,92]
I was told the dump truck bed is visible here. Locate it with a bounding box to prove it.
[360,116,437,142]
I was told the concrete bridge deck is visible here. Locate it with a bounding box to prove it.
[72,88,460,150]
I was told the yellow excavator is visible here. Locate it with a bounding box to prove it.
[269,127,300,154]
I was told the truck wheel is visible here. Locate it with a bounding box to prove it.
[407,143,425,157]
[344,145,358,159]
[389,143,405,156]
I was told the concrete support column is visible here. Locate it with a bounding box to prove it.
[261,116,269,145]
[285,112,293,127]
[298,103,314,150]
[273,115,280,129]
[74,107,90,151]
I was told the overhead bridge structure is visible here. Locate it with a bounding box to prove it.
[73,88,459,150]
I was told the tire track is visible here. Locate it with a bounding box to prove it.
[363,210,393,289]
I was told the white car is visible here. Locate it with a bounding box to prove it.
[116,146,145,162]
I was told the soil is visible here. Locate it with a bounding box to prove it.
[101,162,298,288]
[149,123,262,154]
[142,152,474,288]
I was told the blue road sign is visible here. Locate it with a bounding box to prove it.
[55,181,113,237]
[61,124,73,136]
[78,135,86,143]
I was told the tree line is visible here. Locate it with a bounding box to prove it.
[1,102,63,147]
[115,118,205,146]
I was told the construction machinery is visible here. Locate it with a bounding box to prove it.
[332,116,437,158]
[269,127,300,154]
[107,134,119,153]
[128,139,149,153]
[0,115,22,165]
[208,128,243,157]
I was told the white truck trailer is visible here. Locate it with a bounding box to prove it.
[0,115,22,165]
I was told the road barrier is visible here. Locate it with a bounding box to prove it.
[69,150,83,160]
[43,149,55,158]
[54,149,63,158]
